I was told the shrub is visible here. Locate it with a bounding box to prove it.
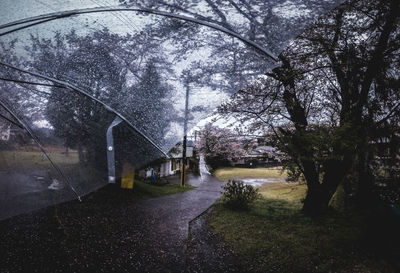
[221,180,260,210]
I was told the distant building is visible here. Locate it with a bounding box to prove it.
[160,140,195,177]
[229,145,283,167]
[139,140,196,178]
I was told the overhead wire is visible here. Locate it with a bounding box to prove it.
[34,0,109,32]
[90,0,141,34]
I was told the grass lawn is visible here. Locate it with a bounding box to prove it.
[209,171,394,273]
[85,179,196,203]
[214,167,286,182]
[132,180,196,199]
[0,150,79,169]
[1,150,195,200]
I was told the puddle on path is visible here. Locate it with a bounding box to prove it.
[240,177,286,187]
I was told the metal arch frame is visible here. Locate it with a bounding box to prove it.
[0,6,278,62]
[0,4,278,202]
[0,62,168,157]
[0,112,23,128]
[0,5,279,159]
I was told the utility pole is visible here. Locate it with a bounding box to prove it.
[181,79,190,187]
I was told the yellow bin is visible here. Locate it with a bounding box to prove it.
[121,163,134,189]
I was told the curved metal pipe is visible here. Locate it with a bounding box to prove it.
[0,6,278,62]
[0,17,61,37]
[0,76,64,88]
[0,61,168,157]
[106,116,123,183]
[0,112,23,128]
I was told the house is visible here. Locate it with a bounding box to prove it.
[139,140,196,178]
[159,140,195,177]
[230,145,283,167]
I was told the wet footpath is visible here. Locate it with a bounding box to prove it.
[0,171,239,273]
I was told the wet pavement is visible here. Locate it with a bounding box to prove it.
[165,155,211,187]
[240,177,286,187]
[0,169,236,272]
[0,168,103,221]
[164,173,204,187]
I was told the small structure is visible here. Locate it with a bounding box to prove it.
[229,145,282,167]
[139,140,196,178]
[161,140,195,177]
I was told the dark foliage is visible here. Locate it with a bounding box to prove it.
[221,180,260,210]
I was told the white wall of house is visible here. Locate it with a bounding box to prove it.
[145,168,155,178]
[160,161,174,177]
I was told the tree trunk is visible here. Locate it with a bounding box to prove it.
[355,142,376,207]
[302,185,329,215]
[302,159,352,215]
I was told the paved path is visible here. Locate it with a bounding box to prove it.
[133,173,224,272]
[0,170,226,272]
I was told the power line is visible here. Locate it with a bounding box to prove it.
[34,0,108,31]
[90,0,140,34]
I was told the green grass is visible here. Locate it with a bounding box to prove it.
[209,182,393,273]
[259,182,307,203]
[214,167,287,182]
[0,150,79,169]
[1,150,195,199]
[132,180,195,199]
[82,179,196,205]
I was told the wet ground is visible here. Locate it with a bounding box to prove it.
[0,171,238,273]
[164,173,204,187]
[186,208,239,273]
[0,167,106,220]
[240,177,286,187]
[0,169,75,220]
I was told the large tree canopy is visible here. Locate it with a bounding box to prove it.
[220,0,400,214]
